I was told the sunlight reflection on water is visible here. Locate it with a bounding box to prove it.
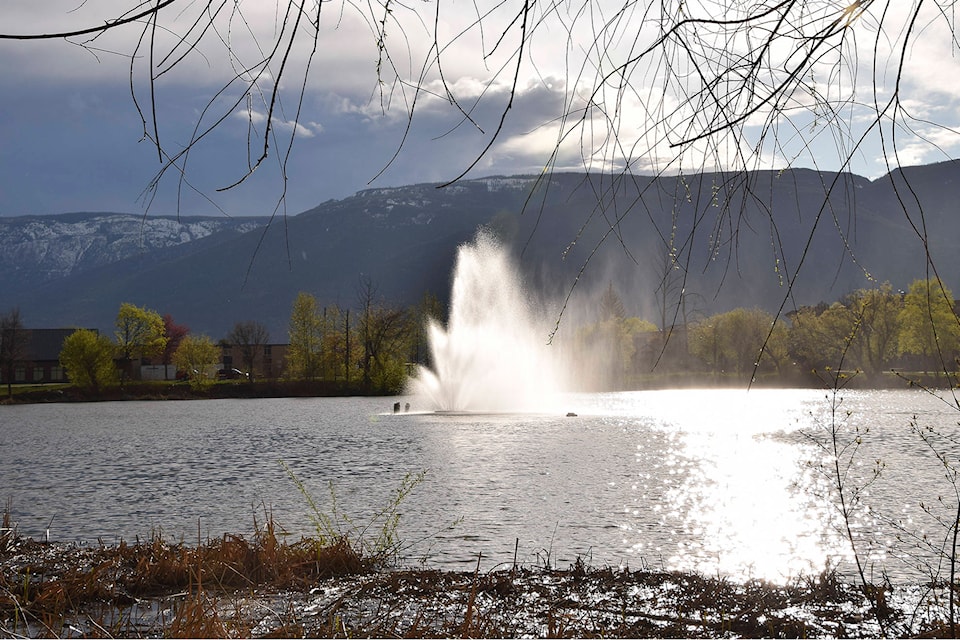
[577,389,849,582]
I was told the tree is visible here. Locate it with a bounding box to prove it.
[788,302,863,373]
[161,314,190,380]
[114,303,167,383]
[573,314,657,389]
[357,277,414,393]
[599,283,627,321]
[845,283,903,376]
[691,308,787,379]
[286,292,323,381]
[410,293,445,368]
[173,334,220,390]
[226,321,270,382]
[60,329,117,393]
[0,308,30,397]
[899,278,960,369]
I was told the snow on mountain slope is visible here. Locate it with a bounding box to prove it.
[0,213,267,284]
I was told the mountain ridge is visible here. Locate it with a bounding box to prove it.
[3,163,959,340]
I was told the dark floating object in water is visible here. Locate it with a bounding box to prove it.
[566,412,577,417]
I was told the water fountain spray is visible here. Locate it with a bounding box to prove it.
[408,230,561,412]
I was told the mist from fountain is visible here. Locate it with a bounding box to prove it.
[408,231,563,412]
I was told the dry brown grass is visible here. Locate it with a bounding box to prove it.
[0,513,372,637]
[0,517,938,638]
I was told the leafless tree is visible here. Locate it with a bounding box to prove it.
[0,307,30,397]
[226,320,271,381]
[356,276,411,392]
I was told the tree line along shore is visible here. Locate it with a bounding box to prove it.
[2,277,959,401]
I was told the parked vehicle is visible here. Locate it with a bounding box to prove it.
[217,368,248,380]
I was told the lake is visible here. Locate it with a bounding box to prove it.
[3,388,959,584]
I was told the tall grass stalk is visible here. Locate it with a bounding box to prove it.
[280,460,427,567]
[802,309,892,634]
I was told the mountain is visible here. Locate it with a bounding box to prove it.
[3,163,960,341]
[0,213,269,294]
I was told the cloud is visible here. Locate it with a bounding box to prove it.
[234,109,323,138]
[3,0,960,217]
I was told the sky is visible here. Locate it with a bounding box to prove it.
[2,1,960,218]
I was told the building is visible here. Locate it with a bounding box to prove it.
[1,328,81,385]
[219,343,289,380]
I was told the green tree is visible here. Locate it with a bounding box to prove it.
[173,334,220,389]
[898,278,960,368]
[573,314,657,389]
[689,317,723,375]
[60,329,117,393]
[114,303,167,383]
[287,292,323,381]
[845,283,903,376]
[0,308,30,397]
[314,305,363,382]
[226,320,270,382]
[357,277,413,393]
[691,308,787,378]
[788,303,859,373]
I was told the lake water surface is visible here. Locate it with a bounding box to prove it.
[3,388,960,583]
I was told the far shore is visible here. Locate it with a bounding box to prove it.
[0,368,947,406]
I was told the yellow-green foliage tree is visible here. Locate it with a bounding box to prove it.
[287,292,324,381]
[173,334,220,389]
[846,283,903,375]
[575,317,658,388]
[60,329,117,393]
[317,305,362,382]
[788,303,856,372]
[114,302,167,383]
[569,286,654,388]
[570,283,658,389]
[787,283,903,376]
[690,308,788,378]
[898,278,960,367]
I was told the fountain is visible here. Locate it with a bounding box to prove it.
[408,230,562,412]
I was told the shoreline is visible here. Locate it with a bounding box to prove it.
[1,532,943,638]
[0,370,941,406]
